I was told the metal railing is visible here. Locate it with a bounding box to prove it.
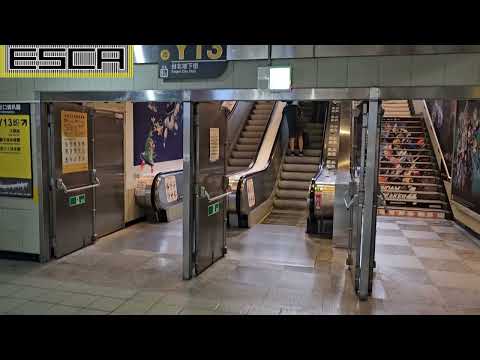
[421,100,451,180]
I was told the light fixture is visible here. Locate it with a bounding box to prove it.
[268,67,291,90]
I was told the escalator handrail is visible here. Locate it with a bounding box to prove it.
[150,169,183,213]
[313,102,333,183]
[228,101,277,176]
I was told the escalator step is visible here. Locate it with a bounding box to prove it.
[227,166,246,173]
[276,189,309,200]
[283,163,319,172]
[278,180,311,190]
[248,120,269,126]
[238,138,261,144]
[284,156,321,164]
[229,158,252,166]
[274,199,307,210]
[235,144,258,151]
[232,151,256,159]
[244,125,266,132]
[241,131,263,138]
[303,149,321,157]
[281,172,316,181]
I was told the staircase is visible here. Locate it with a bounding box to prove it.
[262,101,326,226]
[378,101,450,219]
[227,101,275,173]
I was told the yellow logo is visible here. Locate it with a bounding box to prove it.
[0,45,134,78]
[160,49,170,61]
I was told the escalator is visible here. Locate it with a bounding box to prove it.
[227,101,329,228]
[261,102,326,226]
[227,101,275,173]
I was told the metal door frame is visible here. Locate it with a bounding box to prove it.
[37,86,480,272]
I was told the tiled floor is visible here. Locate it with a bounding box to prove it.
[1,216,480,315]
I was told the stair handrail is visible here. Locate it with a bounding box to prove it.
[420,100,451,181]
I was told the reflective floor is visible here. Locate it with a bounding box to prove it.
[1,217,480,315]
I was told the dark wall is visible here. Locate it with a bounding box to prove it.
[426,100,456,177]
[452,100,480,213]
[133,102,183,167]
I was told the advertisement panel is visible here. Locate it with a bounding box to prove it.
[0,103,32,197]
[133,102,183,171]
[452,100,480,212]
[426,100,456,176]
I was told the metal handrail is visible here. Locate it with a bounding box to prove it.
[57,177,101,194]
[421,100,451,180]
[199,186,233,202]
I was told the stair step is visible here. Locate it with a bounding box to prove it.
[232,151,256,159]
[278,180,311,191]
[379,174,438,179]
[283,163,319,173]
[381,148,432,152]
[379,168,439,173]
[380,161,435,165]
[276,189,309,200]
[379,181,442,187]
[285,156,321,164]
[381,189,445,196]
[378,206,449,213]
[229,158,252,166]
[384,198,448,205]
[274,199,307,210]
[281,172,316,181]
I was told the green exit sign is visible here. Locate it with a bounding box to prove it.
[208,202,220,216]
[69,194,86,207]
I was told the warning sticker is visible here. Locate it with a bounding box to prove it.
[164,175,178,203]
[247,178,255,208]
[209,127,220,162]
[61,110,88,174]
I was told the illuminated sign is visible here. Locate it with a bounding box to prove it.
[0,45,134,78]
[0,103,32,198]
[269,66,291,90]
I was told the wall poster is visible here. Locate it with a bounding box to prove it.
[133,102,183,172]
[209,127,220,162]
[61,110,89,174]
[452,100,480,213]
[426,100,456,177]
[0,103,33,197]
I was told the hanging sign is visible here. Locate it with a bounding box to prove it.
[158,45,227,80]
[61,110,89,174]
[247,178,256,208]
[0,45,133,78]
[164,175,178,203]
[209,127,220,162]
[0,103,33,198]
